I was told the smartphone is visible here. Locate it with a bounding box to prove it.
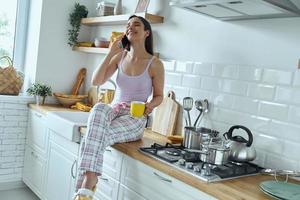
[121,35,130,49]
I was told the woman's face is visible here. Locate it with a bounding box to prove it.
[126,17,149,42]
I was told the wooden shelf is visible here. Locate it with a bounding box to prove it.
[81,12,164,26]
[73,46,109,54]
[73,46,160,57]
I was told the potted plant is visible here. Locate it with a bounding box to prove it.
[27,83,52,105]
[68,3,88,46]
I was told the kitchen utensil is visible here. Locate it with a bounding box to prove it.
[183,97,193,126]
[71,68,86,95]
[152,91,179,136]
[203,99,209,113]
[183,126,219,149]
[260,181,300,200]
[223,125,256,162]
[193,100,203,127]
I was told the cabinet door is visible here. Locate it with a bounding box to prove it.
[118,185,147,200]
[27,110,48,154]
[94,173,119,200]
[121,155,217,200]
[102,146,123,180]
[44,139,77,200]
[23,145,46,199]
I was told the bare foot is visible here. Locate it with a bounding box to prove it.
[81,171,98,190]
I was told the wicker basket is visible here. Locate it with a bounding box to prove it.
[0,56,24,95]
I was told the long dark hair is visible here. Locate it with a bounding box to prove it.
[128,15,153,55]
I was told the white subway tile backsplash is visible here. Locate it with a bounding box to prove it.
[288,106,300,124]
[173,86,190,99]
[165,72,182,86]
[182,75,201,88]
[262,69,293,85]
[293,70,300,86]
[275,87,300,105]
[247,84,275,101]
[265,154,299,170]
[189,89,212,100]
[222,80,248,95]
[269,120,300,142]
[211,93,234,109]
[259,101,288,121]
[164,59,300,172]
[175,61,193,73]
[193,62,212,75]
[238,67,262,81]
[283,141,300,161]
[212,64,238,79]
[201,77,222,92]
[162,60,176,71]
[254,134,283,154]
[233,97,259,115]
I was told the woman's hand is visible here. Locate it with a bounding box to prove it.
[144,102,154,116]
[108,34,125,56]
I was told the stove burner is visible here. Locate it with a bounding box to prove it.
[165,149,181,156]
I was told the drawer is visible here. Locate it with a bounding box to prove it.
[121,155,217,200]
[102,146,123,180]
[27,110,48,155]
[118,184,147,200]
[95,173,119,200]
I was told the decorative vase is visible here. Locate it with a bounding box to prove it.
[114,0,122,15]
[35,96,46,105]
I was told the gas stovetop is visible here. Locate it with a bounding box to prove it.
[139,143,263,182]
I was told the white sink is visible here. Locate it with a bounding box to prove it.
[46,111,90,142]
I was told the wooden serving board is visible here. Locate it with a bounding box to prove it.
[152,91,179,136]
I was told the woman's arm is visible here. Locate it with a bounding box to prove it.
[91,36,124,86]
[144,58,165,115]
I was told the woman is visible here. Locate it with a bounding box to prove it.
[74,15,164,200]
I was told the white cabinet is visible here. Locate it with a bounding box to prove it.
[23,145,46,199]
[120,155,217,200]
[44,131,79,200]
[118,185,147,200]
[94,146,123,200]
[23,109,48,199]
[26,110,48,154]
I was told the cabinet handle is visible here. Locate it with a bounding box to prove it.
[153,172,172,183]
[100,177,109,182]
[105,149,112,152]
[71,159,77,179]
[34,112,43,118]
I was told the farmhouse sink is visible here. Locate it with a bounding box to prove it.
[46,111,90,143]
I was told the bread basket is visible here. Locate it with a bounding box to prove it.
[53,93,87,107]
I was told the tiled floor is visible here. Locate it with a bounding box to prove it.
[0,187,40,200]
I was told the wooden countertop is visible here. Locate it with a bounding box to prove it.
[30,104,299,200]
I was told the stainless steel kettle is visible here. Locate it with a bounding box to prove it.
[223,125,256,162]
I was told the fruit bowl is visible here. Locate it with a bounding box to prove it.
[53,93,88,107]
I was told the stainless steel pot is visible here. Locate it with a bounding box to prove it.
[200,143,230,165]
[183,127,219,149]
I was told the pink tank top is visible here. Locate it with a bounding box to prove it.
[114,51,154,103]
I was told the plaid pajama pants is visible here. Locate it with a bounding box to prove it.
[75,103,147,190]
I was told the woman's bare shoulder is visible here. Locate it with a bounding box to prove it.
[151,56,164,71]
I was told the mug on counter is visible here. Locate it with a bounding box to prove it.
[130,101,145,118]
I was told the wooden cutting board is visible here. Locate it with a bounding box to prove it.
[152,91,179,136]
[71,68,86,95]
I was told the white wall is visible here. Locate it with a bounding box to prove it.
[23,0,95,94]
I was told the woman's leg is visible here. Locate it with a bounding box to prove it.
[75,103,117,191]
[75,104,146,192]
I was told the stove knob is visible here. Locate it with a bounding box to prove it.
[185,162,194,169]
[178,159,186,166]
[193,165,201,173]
